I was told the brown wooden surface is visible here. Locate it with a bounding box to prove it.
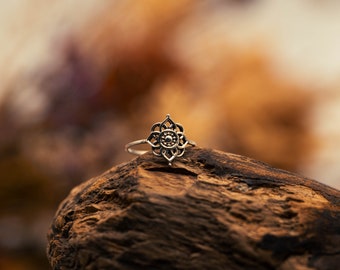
[47,147,340,270]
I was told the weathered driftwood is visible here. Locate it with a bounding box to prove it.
[47,148,340,270]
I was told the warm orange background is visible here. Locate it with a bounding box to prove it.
[1,1,339,269]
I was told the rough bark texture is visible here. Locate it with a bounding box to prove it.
[47,148,340,270]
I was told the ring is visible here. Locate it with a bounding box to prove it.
[125,114,196,165]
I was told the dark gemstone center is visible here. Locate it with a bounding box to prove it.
[165,135,172,143]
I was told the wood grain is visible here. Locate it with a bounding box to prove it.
[47,148,340,269]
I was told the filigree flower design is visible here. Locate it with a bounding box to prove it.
[146,114,189,165]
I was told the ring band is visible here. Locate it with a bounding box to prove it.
[125,114,196,165]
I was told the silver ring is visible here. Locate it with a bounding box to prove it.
[125,114,196,165]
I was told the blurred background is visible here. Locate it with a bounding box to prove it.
[1,1,340,269]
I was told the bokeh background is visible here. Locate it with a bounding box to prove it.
[1,1,340,269]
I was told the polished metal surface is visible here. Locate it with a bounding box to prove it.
[126,114,196,165]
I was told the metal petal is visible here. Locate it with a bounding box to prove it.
[146,131,160,147]
[177,148,185,157]
[152,147,161,156]
[160,114,176,131]
[177,133,188,148]
[150,122,161,132]
[175,123,184,133]
[161,147,178,164]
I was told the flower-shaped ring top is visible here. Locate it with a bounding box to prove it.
[126,114,196,165]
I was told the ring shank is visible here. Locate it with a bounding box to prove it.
[187,140,196,147]
[125,139,148,155]
[125,139,196,156]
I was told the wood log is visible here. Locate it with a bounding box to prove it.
[47,147,340,270]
